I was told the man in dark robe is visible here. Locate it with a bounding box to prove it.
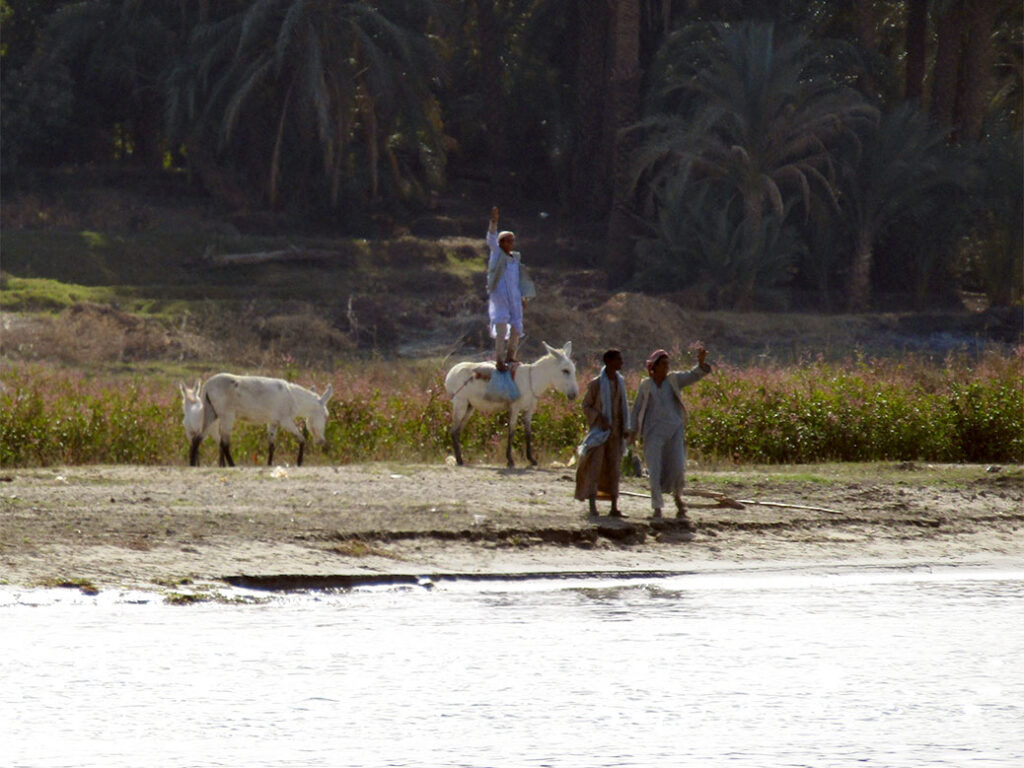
[574,349,628,517]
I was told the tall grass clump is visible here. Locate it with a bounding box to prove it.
[0,351,1020,467]
[688,351,1023,463]
[320,361,584,466]
[0,366,180,466]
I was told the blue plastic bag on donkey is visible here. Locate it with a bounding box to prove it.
[484,369,520,403]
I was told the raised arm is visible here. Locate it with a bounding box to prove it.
[486,206,500,252]
[670,346,712,388]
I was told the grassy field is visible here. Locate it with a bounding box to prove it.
[2,181,1021,470]
[1,351,1020,468]
[0,228,483,308]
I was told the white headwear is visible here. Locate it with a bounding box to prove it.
[498,230,515,243]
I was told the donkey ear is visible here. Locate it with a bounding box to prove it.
[178,380,187,396]
[194,378,202,394]
[320,383,334,404]
[562,341,572,356]
[542,341,555,355]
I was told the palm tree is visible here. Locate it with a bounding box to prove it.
[167,0,447,209]
[904,0,928,103]
[956,0,1000,141]
[633,175,800,307]
[967,120,1023,306]
[605,0,643,287]
[628,21,876,306]
[931,0,963,129]
[20,0,193,168]
[839,104,970,310]
[568,0,612,225]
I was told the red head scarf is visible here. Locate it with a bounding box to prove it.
[645,349,668,376]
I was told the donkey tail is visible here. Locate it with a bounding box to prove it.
[202,390,219,433]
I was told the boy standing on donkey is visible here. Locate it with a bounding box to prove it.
[486,206,535,371]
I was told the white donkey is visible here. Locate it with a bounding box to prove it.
[200,373,333,467]
[179,379,219,466]
[445,341,578,468]
[181,378,293,467]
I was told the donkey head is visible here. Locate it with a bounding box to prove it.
[307,384,334,444]
[179,379,204,440]
[541,341,579,401]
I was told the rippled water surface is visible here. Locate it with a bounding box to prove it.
[2,565,1023,768]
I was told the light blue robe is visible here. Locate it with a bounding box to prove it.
[630,366,710,510]
[486,230,524,338]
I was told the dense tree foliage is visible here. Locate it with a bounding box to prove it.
[165,0,447,211]
[1,0,1020,309]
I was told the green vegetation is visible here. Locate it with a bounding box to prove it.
[163,591,270,606]
[2,354,1020,468]
[39,577,100,595]
[0,275,126,312]
[0,229,480,304]
[2,3,1020,310]
[692,356,1024,463]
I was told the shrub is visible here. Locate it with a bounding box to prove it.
[0,352,1020,467]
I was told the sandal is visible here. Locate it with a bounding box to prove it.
[673,497,687,518]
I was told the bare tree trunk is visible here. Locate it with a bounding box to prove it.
[268,83,294,209]
[930,0,964,129]
[329,116,349,208]
[955,0,998,141]
[187,139,251,212]
[569,1,610,227]
[848,230,874,312]
[853,0,880,97]
[360,88,380,201]
[854,0,878,51]
[735,188,765,310]
[904,0,928,103]
[604,0,642,288]
[475,0,507,169]
[131,106,165,170]
[386,145,411,199]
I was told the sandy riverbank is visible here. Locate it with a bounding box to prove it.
[1,462,1021,593]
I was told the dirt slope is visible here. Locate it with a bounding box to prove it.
[1,463,1020,593]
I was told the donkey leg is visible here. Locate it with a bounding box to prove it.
[217,417,235,467]
[524,414,538,467]
[298,425,309,466]
[451,429,463,466]
[278,420,306,467]
[267,425,278,466]
[506,409,519,468]
[450,401,472,466]
[189,435,202,467]
[220,439,235,467]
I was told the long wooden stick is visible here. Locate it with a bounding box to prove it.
[736,499,845,515]
[687,488,845,515]
[618,489,743,508]
[618,489,844,515]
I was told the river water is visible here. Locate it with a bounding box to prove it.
[2,564,1022,768]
